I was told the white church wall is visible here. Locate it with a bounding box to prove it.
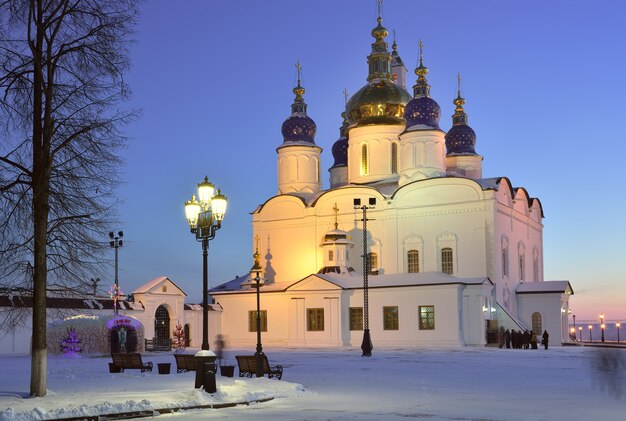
[516,293,569,344]
[277,144,322,195]
[347,124,404,184]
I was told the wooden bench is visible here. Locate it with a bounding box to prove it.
[235,354,283,380]
[145,338,172,352]
[174,354,197,373]
[110,353,153,372]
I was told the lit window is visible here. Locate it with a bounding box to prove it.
[391,143,398,174]
[349,307,363,331]
[307,308,324,331]
[361,144,369,175]
[367,252,378,274]
[419,305,435,330]
[407,250,419,273]
[383,306,399,330]
[441,247,453,274]
[248,310,267,332]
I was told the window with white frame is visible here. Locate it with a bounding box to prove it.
[407,250,419,273]
[441,248,453,274]
[418,305,435,330]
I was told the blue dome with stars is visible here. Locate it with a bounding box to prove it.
[404,96,441,130]
[445,124,476,154]
[331,112,349,168]
[280,77,317,144]
[281,114,317,143]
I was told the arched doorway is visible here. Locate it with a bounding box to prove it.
[155,305,170,340]
[184,323,191,347]
[532,312,542,334]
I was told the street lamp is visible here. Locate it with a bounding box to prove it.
[249,245,265,377]
[354,197,376,357]
[570,327,576,340]
[588,325,593,342]
[109,231,123,315]
[573,314,576,331]
[184,176,227,350]
[578,326,582,341]
[600,313,605,342]
[617,322,621,343]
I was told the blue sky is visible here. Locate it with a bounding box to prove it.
[112,0,625,321]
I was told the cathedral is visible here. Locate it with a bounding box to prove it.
[210,11,573,349]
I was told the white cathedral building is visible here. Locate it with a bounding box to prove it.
[210,13,573,349]
[0,12,574,355]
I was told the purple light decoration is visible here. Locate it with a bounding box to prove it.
[61,327,82,358]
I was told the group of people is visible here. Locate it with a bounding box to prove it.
[499,327,549,350]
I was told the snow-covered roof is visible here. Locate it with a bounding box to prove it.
[516,280,573,295]
[132,276,187,296]
[211,271,491,294]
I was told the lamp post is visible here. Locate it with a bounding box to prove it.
[588,325,593,342]
[573,314,576,331]
[599,313,605,342]
[578,326,582,341]
[249,245,265,377]
[109,231,123,315]
[570,327,576,340]
[617,322,621,343]
[184,176,227,350]
[354,197,376,357]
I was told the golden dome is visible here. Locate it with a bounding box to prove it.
[346,78,412,126]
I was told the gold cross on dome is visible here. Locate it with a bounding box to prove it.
[296,61,302,84]
[332,203,339,229]
[377,0,383,17]
[343,88,349,105]
[418,39,424,63]
[254,234,260,252]
[457,72,462,95]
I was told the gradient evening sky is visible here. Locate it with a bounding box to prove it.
[110,0,625,322]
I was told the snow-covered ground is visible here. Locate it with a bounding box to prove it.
[0,346,624,420]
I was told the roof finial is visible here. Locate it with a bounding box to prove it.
[253,234,261,262]
[377,0,383,18]
[412,39,430,97]
[343,88,349,105]
[452,72,467,125]
[418,39,424,67]
[296,61,302,86]
[332,203,339,230]
[291,61,307,114]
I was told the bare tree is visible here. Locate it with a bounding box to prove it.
[0,0,139,397]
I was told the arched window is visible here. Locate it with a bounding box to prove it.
[361,144,369,175]
[367,252,378,274]
[155,305,170,340]
[532,312,542,334]
[519,254,525,281]
[441,247,453,274]
[391,143,398,174]
[407,250,419,273]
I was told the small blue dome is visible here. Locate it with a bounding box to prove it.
[281,114,317,143]
[445,124,477,154]
[404,96,441,130]
[331,137,348,167]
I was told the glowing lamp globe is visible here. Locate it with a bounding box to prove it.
[185,195,201,228]
[211,190,228,222]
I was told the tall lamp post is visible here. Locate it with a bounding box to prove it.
[109,231,123,315]
[354,197,376,357]
[249,244,265,377]
[588,325,593,342]
[599,313,605,342]
[184,176,227,350]
[617,322,621,343]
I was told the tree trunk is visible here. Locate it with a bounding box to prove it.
[29,0,49,397]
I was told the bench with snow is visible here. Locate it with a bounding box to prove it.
[110,353,153,372]
[235,354,283,380]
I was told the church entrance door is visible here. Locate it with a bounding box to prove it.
[155,305,170,340]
